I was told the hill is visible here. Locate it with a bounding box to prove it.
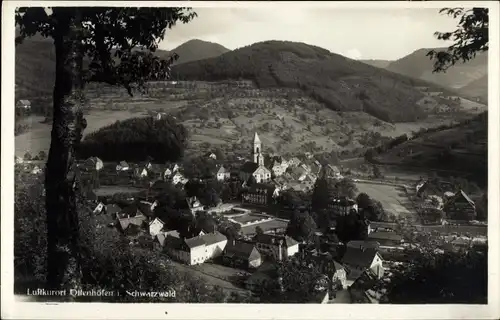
[373,112,487,186]
[386,48,488,90]
[160,39,230,65]
[171,40,462,123]
[15,38,229,100]
[360,59,392,69]
[458,75,488,104]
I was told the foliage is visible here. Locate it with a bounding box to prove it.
[171,40,436,122]
[286,210,317,242]
[182,156,218,180]
[260,257,325,303]
[335,212,369,243]
[379,248,487,304]
[356,192,372,210]
[332,178,358,199]
[311,176,332,213]
[78,116,189,162]
[428,8,489,72]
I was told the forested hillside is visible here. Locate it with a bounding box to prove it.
[171,40,459,123]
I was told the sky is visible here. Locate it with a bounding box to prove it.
[158,6,458,61]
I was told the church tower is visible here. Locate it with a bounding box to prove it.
[253,132,264,166]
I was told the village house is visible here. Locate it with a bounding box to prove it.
[216,166,231,181]
[116,214,148,236]
[341,245,384,287]
[328,197,358,215]
[31,166,42,175]
[16,99,32,110]
[83,156,104,172]
[165,231,228,265]
[148,217,165,237]
[288,157,301,167]
[171,171,187,185]
[443,190,476,221]
[93,202,105,214]
[134,166,148,178]
[222,239,263,269]
[154,230,180,252]
[116,161,130,171]
[324,164,343,179]
[252,234,299,261]
[241,183,277,205]
[206,152,217,160]
[15,156,24,164]
[348,270,384,303]
[271,159,288,177]
[186,196,205,215]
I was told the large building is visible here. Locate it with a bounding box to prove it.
[240,132,272,183]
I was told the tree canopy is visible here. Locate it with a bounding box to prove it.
[428,8,489,72]
[78,116,189,162]
[15,6,197,291]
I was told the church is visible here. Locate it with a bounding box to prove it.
[239,132,272,184]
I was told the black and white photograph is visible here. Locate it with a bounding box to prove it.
[2,1,499,319]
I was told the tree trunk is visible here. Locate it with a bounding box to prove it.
[45,11,85,290]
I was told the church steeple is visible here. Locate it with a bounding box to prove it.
[253,132,264,166]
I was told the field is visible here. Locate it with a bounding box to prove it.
[355,182,413,218]
[15,80,486,159]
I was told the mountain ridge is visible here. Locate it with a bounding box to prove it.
[385,47,488,89]
[171,40,463,123]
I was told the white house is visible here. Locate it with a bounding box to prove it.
[163,168,172,179]
[166,231,228,265]
[172,172,185,185]
[135,167,148,178]
[31,166,42,175]
[93,202,105,214]
[207,152,217,160]
[116,161,130,171]
[16,99,31,110]
[217,166,230,181]
[172,164,180,173]
[15,156,24,164]
[84,157,104,171]
[288,157,301,167]
[148,217,165,237]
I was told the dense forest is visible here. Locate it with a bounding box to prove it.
[77,116,189,162]
[171,40,457,123]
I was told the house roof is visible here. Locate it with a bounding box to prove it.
[458,190,475,206]
[241,161,259,173]
[201,231,227,246]
[224,240,260,260]
[217,166,227,174]
[367,231,403,242]
[137,201,155,217]
[118,214,146,230]
[350,270,380,294]
[341,246,380,269]
[247,183,276,194]
[119,161,129,167]
[333,261,345,272]
[184,237,206,248]
[347,240,380,250]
